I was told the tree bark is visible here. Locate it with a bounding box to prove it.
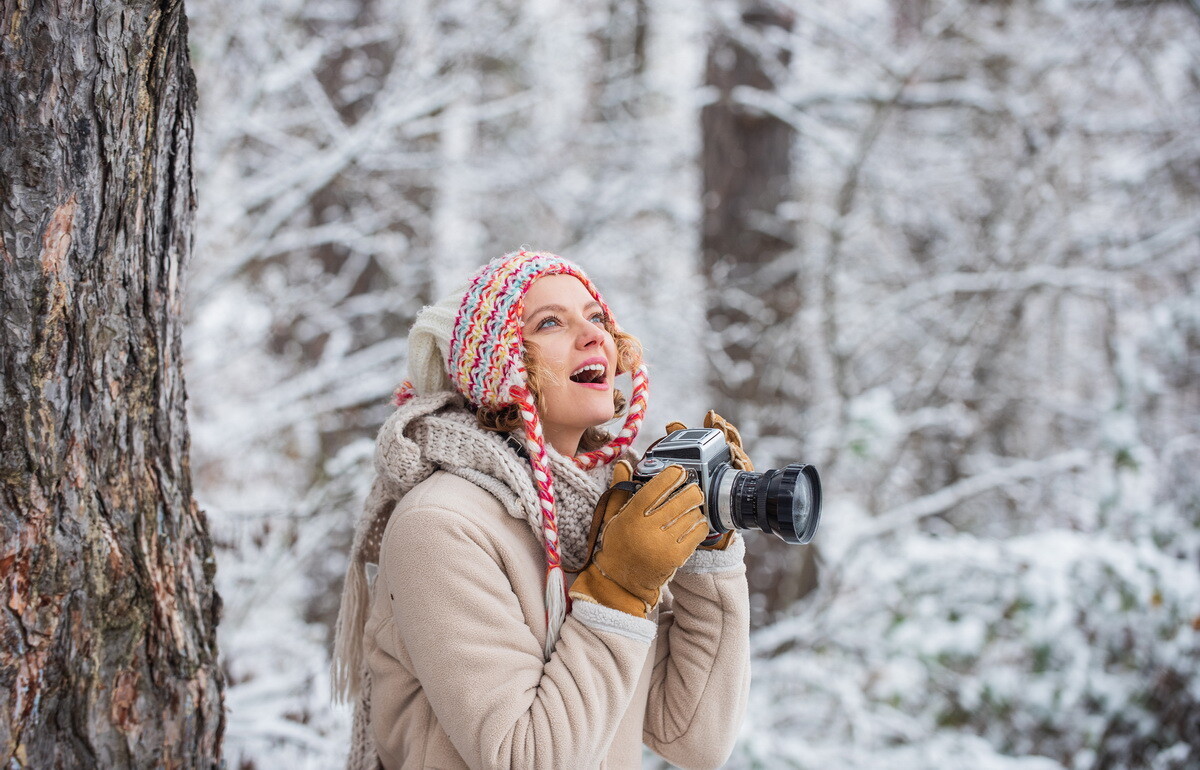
[0,0,224,766]
[700,2,818,617]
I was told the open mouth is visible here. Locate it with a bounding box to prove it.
[569,362,607,385]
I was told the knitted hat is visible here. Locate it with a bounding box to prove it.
[395,250,649,658]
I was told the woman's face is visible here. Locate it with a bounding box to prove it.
[521,274,619,456]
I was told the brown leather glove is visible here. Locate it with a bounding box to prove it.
[570,461,708,618]
[663,410,754,550]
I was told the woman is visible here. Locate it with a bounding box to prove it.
[333,251,751,769]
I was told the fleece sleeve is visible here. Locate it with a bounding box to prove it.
[379,500,652,770]
[643,534,752,770]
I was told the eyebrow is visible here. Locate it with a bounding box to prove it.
[523,300,603,323]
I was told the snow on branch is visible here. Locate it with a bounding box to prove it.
[859,449,1091,542]
[889,265,1118,306]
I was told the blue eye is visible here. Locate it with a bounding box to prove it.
[536,316,561,330]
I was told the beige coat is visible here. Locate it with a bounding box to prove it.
[364,471,752,769]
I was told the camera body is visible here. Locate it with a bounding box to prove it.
[634,428,821,545]
[634,427,733,525]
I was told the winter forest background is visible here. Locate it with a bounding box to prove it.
[181,0,1199,767]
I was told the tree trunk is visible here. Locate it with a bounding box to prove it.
[700,2,818,618]
[701,2,798,423]
[0,0,224,766]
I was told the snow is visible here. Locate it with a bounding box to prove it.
[184,0,1200,766]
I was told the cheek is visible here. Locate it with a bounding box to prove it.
[526,341,569,386]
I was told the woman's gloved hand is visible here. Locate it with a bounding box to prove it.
[570,460,708,618]
[663,410,753,550]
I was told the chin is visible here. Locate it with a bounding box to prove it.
[580,394,618,428]
[540,385,619,445]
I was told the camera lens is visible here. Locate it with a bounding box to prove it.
[719,463,822,544]
[782,464,822,544]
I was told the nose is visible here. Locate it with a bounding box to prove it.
[576,316,604,349]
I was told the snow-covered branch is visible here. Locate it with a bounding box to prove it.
[860,449,1092,541]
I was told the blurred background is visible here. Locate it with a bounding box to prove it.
[181,0,1199,766]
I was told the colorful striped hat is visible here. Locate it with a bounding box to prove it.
[434,250,649,657]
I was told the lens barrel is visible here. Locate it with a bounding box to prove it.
[721,463,822,544]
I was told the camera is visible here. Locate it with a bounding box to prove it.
[633,428,822,545]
